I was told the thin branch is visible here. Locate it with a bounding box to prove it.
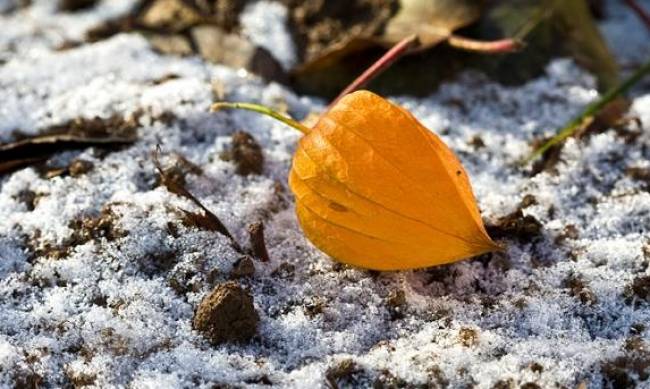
[328,34,419,109]
[624,0,650,31]
[525,58,650,163]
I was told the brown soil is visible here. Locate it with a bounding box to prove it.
[193,282,259,344]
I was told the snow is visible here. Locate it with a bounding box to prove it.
[240,0,298,71]
[1,0,650,388]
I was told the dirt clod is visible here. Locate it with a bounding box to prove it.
[147,34,194,56]
[520,383,541,389]
[601,337,650,388]
[386,289,406,320]
[529,362,544,374]
[325,359,362,389]
[626,167,650,191]
[193,282,259,344]
[563,274,597,306]
[68,159,94,177]
[14,189,37,211]
[491,379,515,389]
[624,275,650,305]
[139,0,202,32]
[555,224,579,245]
[230,256,255,279]
[486,209,543,243]
[220,131,264,176]
[459,327,479,347]
[58,0,97,12]
[372,370,409,389]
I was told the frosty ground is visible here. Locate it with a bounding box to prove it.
[1,1,650,388]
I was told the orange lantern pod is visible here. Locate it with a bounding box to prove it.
[213,90,499,270]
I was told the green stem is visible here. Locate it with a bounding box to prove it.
[211,102,311,135]
[526,58,650,163]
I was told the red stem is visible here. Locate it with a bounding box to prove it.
[624,0,650,31]
[328,34,419,109]
[447,35,523,54]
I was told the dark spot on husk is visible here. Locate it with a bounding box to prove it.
[328,201,348,212]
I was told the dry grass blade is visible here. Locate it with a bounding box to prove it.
[0,134,135,175]
[526,58,650,164]
[153,148,242,253]
[0,115,138,175]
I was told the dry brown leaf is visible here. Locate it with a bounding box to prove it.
[383,0,480,48]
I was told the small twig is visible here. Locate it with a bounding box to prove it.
[247,222,270,262]
[525,58,650,164]
[328,34,419,109]
[153,147,243,252]
[624,0,650,31]
[446,36,523,53]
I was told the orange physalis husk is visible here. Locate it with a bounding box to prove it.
[288,90,499,270]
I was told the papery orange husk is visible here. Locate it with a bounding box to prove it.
[288,90,498,270]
